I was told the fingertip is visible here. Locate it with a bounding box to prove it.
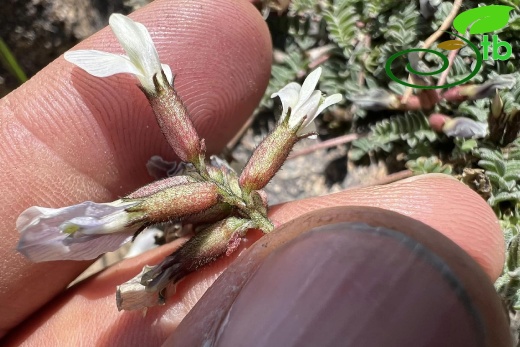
[387,174,504,280]
[268,174,504,280]
[171,222,511,347]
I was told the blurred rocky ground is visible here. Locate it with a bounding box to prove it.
[0,0,151,97]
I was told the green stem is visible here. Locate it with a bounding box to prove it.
[0,38,27,84]
[194,157,272,233]
[248,209,274,233]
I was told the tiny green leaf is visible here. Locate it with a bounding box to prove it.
[453,5,514,34]
[460,138,478,152]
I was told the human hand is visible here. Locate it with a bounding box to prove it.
[0,0,510,345]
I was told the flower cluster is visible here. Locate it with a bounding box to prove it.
[17,13,343,311]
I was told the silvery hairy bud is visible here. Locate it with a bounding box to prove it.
[240,68,342,192]
[126,180,219,224]
[117,217,254,311]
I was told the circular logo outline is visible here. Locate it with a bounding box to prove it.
[385,32,483,90]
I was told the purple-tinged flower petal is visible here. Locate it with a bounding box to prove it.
[17,200,140,262]
[443,118,488,139]
[460,74,517,100]
[18,226,135,262]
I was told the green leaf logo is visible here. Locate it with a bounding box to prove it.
[437,40,466,50]
[453,5,514,34]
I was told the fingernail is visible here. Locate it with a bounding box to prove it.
[170,223,510,346]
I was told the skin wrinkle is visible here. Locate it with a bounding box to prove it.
[74,76,149,168]
[11,119,113,199]
[71,75,154,191]
[2,118,110,204]
[2,121,96,207]
[15,76,124,196]
[74,87,140,193]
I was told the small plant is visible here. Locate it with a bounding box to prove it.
[15,14,341,311]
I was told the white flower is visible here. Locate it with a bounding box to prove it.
[124,227,162,259]
[17,200,141,262]
[443,117,488,139]
[271,67,342,136]
[64,14,173,92]
[116,265,166,311]
[352,88,400,111]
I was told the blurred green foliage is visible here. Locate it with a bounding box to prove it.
[0,38,27,85]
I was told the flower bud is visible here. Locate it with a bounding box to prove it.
[141,217,253,291]
[126,175,195,199]
[491,90,503,119]
[443,75,516,102]
[181,202,233,225]
[239,125,298,191]
[487,90,520,145]
[145,73,203,164]
[127,182,219,224]
[502,110,520,145]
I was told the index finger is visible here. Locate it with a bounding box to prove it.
[0,0,271,336]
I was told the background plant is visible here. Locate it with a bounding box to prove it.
[256,0,520,342]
